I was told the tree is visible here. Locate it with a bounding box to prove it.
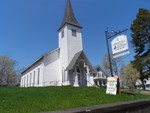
[102,53,123,76]
[130,8,150,90]
[0,56,17,86]
[120,65,126,88]
[124,63,140,90]
[16,67,25,86]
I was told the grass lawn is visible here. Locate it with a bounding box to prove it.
[0,87,150,113]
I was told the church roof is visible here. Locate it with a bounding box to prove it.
[21,48,60,74]
[58,0,82,31]
[66,51,93,71]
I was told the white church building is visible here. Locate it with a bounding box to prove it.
[20,0,96,87]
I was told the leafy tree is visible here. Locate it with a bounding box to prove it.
[130,8,150,90]
[0,56,17,86]
[124,63,140,90]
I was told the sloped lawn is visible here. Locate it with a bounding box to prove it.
[0,87,150,113]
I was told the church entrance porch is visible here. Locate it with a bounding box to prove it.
[68,60,91,87]
[66,51,94,87]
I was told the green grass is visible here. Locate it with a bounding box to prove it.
[0,87,150,113]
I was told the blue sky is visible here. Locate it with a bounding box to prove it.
[0,0,150,69]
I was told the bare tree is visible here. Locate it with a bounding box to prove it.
[120,65,126,88]
[0,56,17,86]
[16,67,25,86]
[102,53,124,76]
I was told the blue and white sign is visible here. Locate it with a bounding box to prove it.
[111,35,129,54]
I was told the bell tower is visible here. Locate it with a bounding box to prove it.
[58,0,83,68]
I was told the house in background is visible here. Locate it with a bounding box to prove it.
[20,0,95,87]
[92,65,108,87]
[135,79,150,90]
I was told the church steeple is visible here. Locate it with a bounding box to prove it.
[58,0,82,31]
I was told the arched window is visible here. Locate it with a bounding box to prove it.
[24,76,26,87]
[77,67,80,73]
[27,75,28,86]
[33,71,35,86]
[37,68,40,85]
[30,73,32,86]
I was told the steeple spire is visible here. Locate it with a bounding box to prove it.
[58,0,82,31]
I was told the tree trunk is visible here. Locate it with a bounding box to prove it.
[141,80,146,90]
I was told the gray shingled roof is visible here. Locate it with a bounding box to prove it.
[21,48,60,75]
[58,0,82,31]
[66,51,93,71]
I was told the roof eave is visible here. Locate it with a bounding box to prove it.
[58,22,82,32]
[21,56,44,75]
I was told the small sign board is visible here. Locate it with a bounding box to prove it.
[106,77,117,95]
[113,51,130,58]
[111,35,129,54]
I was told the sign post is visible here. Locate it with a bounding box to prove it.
[105,29,128,77]
[105,29,128,95]
[110,34,129,95]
